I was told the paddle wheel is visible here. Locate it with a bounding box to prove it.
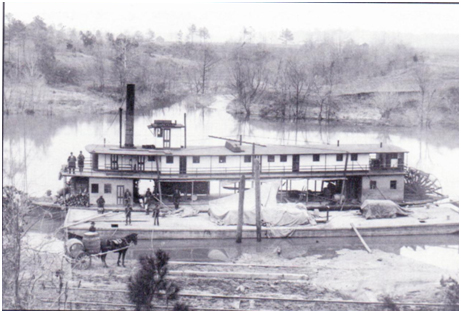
[404,167,443,200]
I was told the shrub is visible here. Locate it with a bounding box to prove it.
[440,277,459,311]
[127,250,185,311]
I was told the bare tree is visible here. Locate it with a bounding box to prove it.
[285,53,312,118]
[187,24,197,43]
[279,28,294,45]
[228,43,270,116]
[372,90,402,122]
[413,62,437,128]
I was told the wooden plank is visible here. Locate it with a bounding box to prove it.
[236,175,245,243]
[351,223,372,253]
[169,270,308,281]
[254,160,262,242]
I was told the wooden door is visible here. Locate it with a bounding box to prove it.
[180,156,187,174]
[292,155,300,172]
[116,185,124,205]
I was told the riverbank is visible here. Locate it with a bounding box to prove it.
[30,243,458,310]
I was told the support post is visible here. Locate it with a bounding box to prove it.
[119,108,123,148]
[252,143,256,178]
[155,157,163,203]
[255,159,262,242]
[184,113,187,148]
[236,175,245,244]
[306,179,309,204]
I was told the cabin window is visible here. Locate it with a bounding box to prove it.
[193,156,200,164]
[268,155,275,163]
[370,180,377,190]
[91,184,99,193]
[244,155,251,163]
[166,156,174,164]
[336,154,343,162]
[148,156,156,162]
[280,155,287,162]
[156,128,163,138]
[219,156,226,163]
[313,154,320,162]
[390,180,397,189]
[351,154,358,161]
[104,184,112,194]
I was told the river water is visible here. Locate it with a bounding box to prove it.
[3,95,459,200]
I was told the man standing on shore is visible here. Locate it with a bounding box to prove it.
[67,152,76,174]
[78,151,85,174]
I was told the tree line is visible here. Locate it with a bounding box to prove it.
[4,14,458,127]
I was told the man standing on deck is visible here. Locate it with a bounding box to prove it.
[125,205,133,226]
[124,189,132,207]
[153,203,160,226]
[78,151,85,174]
[97,195,105,214]
[145,188,153,213]
[173,189,181,209]
[67,152,76,174]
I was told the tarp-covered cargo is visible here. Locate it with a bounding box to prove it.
[361,199,412,219]
[208,182,316,227]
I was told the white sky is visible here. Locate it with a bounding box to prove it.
[4,1,459,44]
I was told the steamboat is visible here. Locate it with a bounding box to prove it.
[60,85,458,240]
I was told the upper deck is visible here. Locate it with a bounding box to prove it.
[60,143,407,181]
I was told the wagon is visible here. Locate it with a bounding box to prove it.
[65,232,127,270]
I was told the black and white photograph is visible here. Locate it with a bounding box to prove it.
[2,1,459,310]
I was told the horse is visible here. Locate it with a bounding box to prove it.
[99,233,138,268]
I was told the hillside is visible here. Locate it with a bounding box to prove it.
[3,15,458,128]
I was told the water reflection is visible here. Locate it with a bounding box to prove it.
[3,96,459,200]
[121,234,459,267]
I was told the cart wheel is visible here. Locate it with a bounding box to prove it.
[72,252,91,270]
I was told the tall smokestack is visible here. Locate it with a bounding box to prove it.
[125,84,135,148]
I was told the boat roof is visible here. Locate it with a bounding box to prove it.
[86,143,408,156]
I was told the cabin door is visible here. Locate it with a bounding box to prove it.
[292,155,300,172]
[110,155,119,170]
[116,185,125,205]
[179,156,187,174]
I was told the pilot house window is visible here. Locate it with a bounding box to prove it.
[156,128,163,137]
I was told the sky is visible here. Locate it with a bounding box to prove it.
[4,1,459,46]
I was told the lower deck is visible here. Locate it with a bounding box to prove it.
[64,204,459,240]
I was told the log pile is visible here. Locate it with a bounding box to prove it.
[55,194,89,207]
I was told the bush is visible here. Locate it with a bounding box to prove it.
[440,277,459,311]
[127,250,185,311]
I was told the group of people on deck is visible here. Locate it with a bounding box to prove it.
[67,151,85,174]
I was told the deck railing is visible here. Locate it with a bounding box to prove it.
[60,160,405,178]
